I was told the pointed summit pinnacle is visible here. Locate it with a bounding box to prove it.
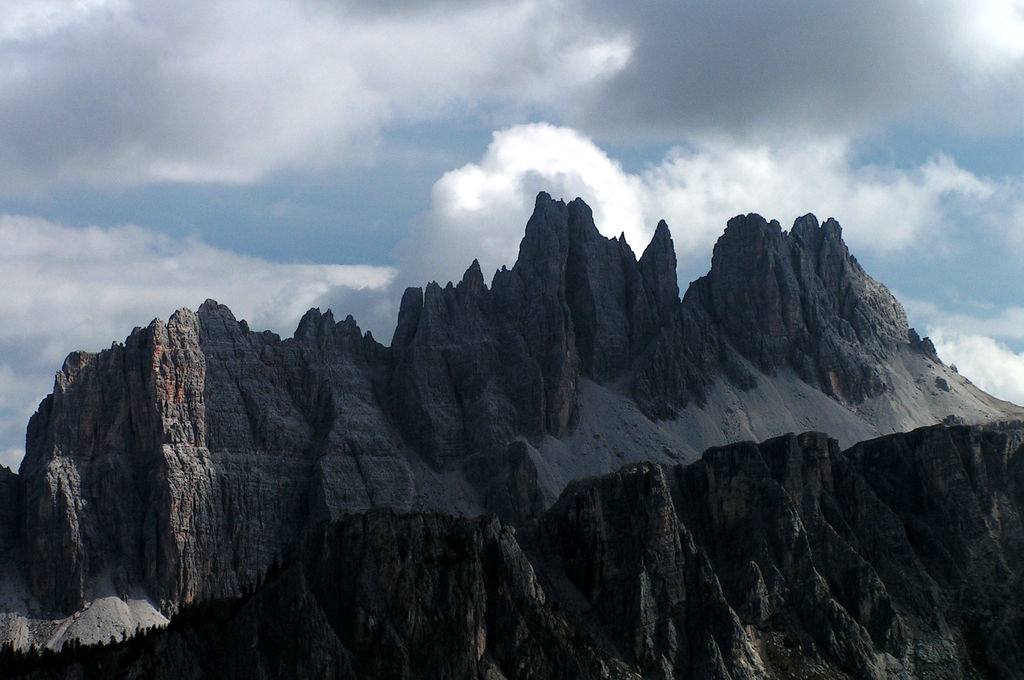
[639,219,679,316]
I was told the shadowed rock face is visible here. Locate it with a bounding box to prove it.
[9,192,1022,622]
[19,302,409,612]
[20,311,209,612]
[0,466,18,560]
[389,195,680,466]
[13,424,1024,680]
[685,213,908,404]
[6,512,638,680]
[525,424,1024,679]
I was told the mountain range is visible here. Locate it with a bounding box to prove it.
[1,193,1022,678]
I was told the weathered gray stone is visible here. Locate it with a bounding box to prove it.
[7,193,1023,635]
[13,424,1024,679]
[522,423,1024,679]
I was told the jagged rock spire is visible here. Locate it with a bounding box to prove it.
[686,212,909,402]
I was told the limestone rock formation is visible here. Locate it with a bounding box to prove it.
[15,301,473,617]
[524,423,1024,679]
[10,423,1024,679]
[19,311,209,614]
[3,192,1022,650]
[686,213,907,404]
[0,467,17,561]
[3,511,637,680]
[389,195,680,465]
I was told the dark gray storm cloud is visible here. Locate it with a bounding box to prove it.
[582,0,1024,139]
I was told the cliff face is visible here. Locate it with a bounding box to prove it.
[389,196,679,466]
[527,424,1024,679]
[20,311,208,613]
[13,423,1024,680]
[0,466,18,563]
[8,192,1023,626]
[685,213,907,404]
[16,299,479,614]
[5,512,638,680]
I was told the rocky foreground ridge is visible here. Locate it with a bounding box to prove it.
[1,193,1022,652]
[7,423,1024,679]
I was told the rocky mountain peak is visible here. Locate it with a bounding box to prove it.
[459,258,486,295]
[790,212,842,249]
[197,298,237,323]
[519,193,678,382]
[685,211,913,403]
[386,193,691,464]
[638,218,679,319]
[197,298,254,341]
[391,286,423,349]
[8,192,1021,636]
[294,307,335,340]
[512,192,572,280]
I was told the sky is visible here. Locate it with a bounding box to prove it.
[2,0,1024,469]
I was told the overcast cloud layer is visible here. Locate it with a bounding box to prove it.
[1,0,1023,468]
[0,0,629,191]
[4,1,1024,192]
[589,0,1024,138]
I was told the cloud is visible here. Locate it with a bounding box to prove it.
[905,301,1024,343]
[895,297,1024,406]
[401,123,646,286]
[7,0,1024,196]
[640,138,998,257]
[0,214,396,353]
[0,214,396,469]
[404,123,1020,287]
[0,0,629,192]
[584,0,1024,138]
[929,330,1024,407]
[0,449,21,471]
[0,362,44,472]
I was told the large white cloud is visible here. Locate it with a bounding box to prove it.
[0,0,630,192]
[401,124,646,286]
[404,123,1020,287]
[929,330,1024,407]
[0,214,396,470]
